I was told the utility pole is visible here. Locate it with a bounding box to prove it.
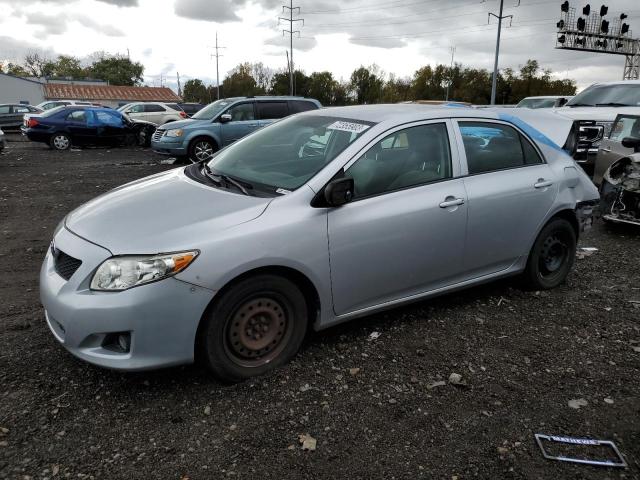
[177,72,182,98]
[279,1,303,95]
[488,0,517,105]
[445,46,456,101]
[210,32,226,100]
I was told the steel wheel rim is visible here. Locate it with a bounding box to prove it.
[539,233,568,277]
[54,135,69,149]
[194,141,213,161]
[224,296,291,368]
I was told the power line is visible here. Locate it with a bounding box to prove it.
[488,0,520,105]
[279,0,304,95]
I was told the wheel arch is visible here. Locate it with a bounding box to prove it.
[188,134,220,152]
[194,265,321,357]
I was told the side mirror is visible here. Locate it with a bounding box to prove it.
[555,97,569,107]
[324,177,354,207]
[621,136,640,152]
[220,113,232,123]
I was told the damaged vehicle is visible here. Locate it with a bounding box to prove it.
[600,135,640,226]
[40,105,599,381]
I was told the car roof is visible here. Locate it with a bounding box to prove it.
[303,104,499,123]
[587,80,640,86]
[521,96,567,99]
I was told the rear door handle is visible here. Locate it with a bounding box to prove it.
[534,178,553,189]
[439,197,465,208]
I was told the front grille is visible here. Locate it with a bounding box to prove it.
[53,249,82,280]
[152,129,165,142]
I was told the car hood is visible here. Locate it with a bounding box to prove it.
[65,168,272,254]
[553,106,640,122]
[159,118,208,130]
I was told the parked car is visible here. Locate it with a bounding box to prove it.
[516,96,572,109]
[0,127,6,152]
[151,96,322,162]
[40,105,598,381]
[22,106,157,149]
[593,114,640,185]
[178,102,206,117]
[36,100,96,111]
[599,135,640,226]
[0,104,42,129]
[117,102,186,125]
[554,80,640,176]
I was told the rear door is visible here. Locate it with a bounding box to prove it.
[65,110,98,145]
[328,120,469,315]
[144,103,168,124]
[11,105,32,128]
[454,119,558,277]
[0,105,11,127]
[219,101,258,146]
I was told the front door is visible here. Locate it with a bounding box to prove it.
[455,120,558,277]
[593,115,639,185]
[327,121,468,316]
[220,102,258,146]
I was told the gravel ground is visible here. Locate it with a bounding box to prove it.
[0,138,639,480]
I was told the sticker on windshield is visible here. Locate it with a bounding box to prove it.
[327,121,370,134]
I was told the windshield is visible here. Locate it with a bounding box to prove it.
[207,115,375,191]
[566,84,640,107]
[192,98,241,120]
[517,98,558,109]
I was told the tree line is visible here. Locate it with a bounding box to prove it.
[184,59,576,106]
[0,52,145,86]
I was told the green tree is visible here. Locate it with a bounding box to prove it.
[1,62,28,76]
[48,55,85,78]
[87,53,144,86]
[350,65,383,104]
[222,63,262,97]
[307,71,338,106]
[183,79,209,103]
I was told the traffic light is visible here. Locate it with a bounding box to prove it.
[561,1,569,12]
[599,5,608,16]
[616,41,624,49]
[583,4,590,15]
[601,19,609,33]
[557,19,565,28]
[620,13,627,20]
[596,39,608,48]
[621,23,629,35]
[558,34,566,43]
[577,17,586,31]
[576,37,585,45]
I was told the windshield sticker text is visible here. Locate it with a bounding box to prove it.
[327,121,370,134]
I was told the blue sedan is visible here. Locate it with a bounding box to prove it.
[22,106,156,150]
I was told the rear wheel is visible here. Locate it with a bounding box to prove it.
[199,274,308,382]
[523,218,576,289]
[188,137,217,163]
[50,133,71,151]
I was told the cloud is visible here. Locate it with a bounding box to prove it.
[95,0,138,6]
[73,14,124,36]
[264,34,317,52]
[0,35,57,63]
[174,0,282,23]
[25,12,68,35]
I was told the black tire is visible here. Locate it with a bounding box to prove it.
[188,137,217,163]
[49,133,71,151]
[199,274,308,382]
[523,218,576,289]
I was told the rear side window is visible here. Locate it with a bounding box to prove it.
[288,100,317,114]
[144,104,166,113]
[13,106,30,113]
[459,122,542,174]
[165,104,182,111]
[0,106,9,114]
[66,110,87,123]
[257,101,289,120]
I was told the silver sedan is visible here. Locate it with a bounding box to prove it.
[40,105,599,381]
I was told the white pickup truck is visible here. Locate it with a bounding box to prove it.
[553,80,640,176]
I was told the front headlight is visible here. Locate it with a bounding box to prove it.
[165,129,184,138]
[90,250,199,291]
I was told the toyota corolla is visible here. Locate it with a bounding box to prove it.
[40,105,599,382]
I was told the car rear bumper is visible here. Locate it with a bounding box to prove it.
[39,227,214,371]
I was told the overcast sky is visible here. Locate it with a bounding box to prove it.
[1,0,639,92]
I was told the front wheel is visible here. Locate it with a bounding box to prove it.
[199,275,308,382]
[50,133,71,151]
[188,137,217,163]
[523,218,576,289]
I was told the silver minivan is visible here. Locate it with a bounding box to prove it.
[40,105,599,381]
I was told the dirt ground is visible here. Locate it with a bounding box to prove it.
[0,137,639,480]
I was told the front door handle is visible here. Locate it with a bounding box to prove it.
[439,197,465,208]
[534,178,553,189]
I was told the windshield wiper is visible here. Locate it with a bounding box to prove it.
[595,102,632,107]
[201,164,252,196]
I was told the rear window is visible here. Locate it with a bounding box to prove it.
[288,100,318,114]
[257,101,289,120]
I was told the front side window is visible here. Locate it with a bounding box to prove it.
[66,110,87,123]
[192,98,240,120]
[346,123,452,199]
[13,106,30,113]
[227,103,255,121]
[128,104,144,113]
[208,115,374,191]
[610,115,640,141]
[459,122,542,175]
[93,111,124,127]
[289,100,317,114]
[257,102,288,120]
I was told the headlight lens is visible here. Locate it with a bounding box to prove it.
[165,129,184,138]
[90,251,198,291]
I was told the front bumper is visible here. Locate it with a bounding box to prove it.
[151,139,188,156]
[39,227,214,371]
